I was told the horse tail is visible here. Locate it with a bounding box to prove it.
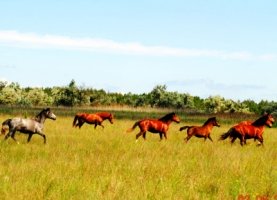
[219,128,233,140]
[1,119,11,135]
[126,121,140,133]
[179,126,191,131]
[72,115,79,127]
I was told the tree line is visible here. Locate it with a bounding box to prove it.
[0,80,276,114]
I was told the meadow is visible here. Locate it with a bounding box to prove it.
[0,110,276,200]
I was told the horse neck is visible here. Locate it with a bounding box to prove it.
[202,123,214,131]
[252,117,267,127]
[35,113,47,124]
[101,116,109,120]
[160,119,173,126]
[96,113,108,120]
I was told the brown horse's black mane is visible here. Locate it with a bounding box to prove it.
[203,117,216,126]
[158,112,175,122]
[252,114,269,126]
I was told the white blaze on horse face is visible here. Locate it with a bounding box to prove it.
[267,117,274,127]
[49,112,57,120]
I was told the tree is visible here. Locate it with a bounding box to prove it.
[242,100,260,114]
[0,80,8,90]
[58,80,79,106]
[0,87,21,105]
[149,85,167,107]
[204,96,226,113]
[25,88,53,106]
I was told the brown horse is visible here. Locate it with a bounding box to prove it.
[126,112,180,141]
[72,112,114,129]
[179,117,220,142]
[219,113,275,146]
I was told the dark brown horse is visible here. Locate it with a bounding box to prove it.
[126,112,180,141]
[1,108,56,144]
[219,113,275,146]
[72,112,114,129]
[179,117,220,142]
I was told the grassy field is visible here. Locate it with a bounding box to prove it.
[0,113,276,200]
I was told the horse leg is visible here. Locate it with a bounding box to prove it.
[256,135,264,146]
[185,134,192,143]
[99,123,104,129]
[239,135,245,146]
[142,132,146,140]
[36,132,46,144]
[136,131,144,140]
[207,135,213,142]
[5,130,16,141]
[163,132,167,140]
[230,136,237,144]
[78,120,85,128]
[159,133,163,140]
[4,130,12,140]
[27,134,33,143]
[10,131,17,142]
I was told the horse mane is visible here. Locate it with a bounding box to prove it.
[159,112,175,122]
[252,114,269,126]
[35,108,50,121]
[96,112,113,120]
[203,117,216,126]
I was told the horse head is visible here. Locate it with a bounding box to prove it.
[172,113,180,123]
[211,117,220,127]
[252,113,275,128]
[44,108,57,120]
[265,113,275,128]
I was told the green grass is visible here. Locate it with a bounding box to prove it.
[0,115,276,200]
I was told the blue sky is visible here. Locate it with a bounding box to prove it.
[0,0,277,101]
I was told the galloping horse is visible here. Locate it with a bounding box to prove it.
[1,108,56,144]
[126,112,180,141]
[72,112,114,129]
[179,117,220,142]
[219,113,274,146]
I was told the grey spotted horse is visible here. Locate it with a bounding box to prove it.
[1,108,56,144]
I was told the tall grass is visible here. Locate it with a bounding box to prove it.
[0,115,276,199]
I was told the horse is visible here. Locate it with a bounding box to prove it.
[72,112,114,129]
[1,108,56,144]
[126,112,180,141]
[219,113,275,146]
[179,117,220,142]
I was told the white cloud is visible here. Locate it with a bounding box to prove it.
[258,54,277,61]
[0,30,276,61]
